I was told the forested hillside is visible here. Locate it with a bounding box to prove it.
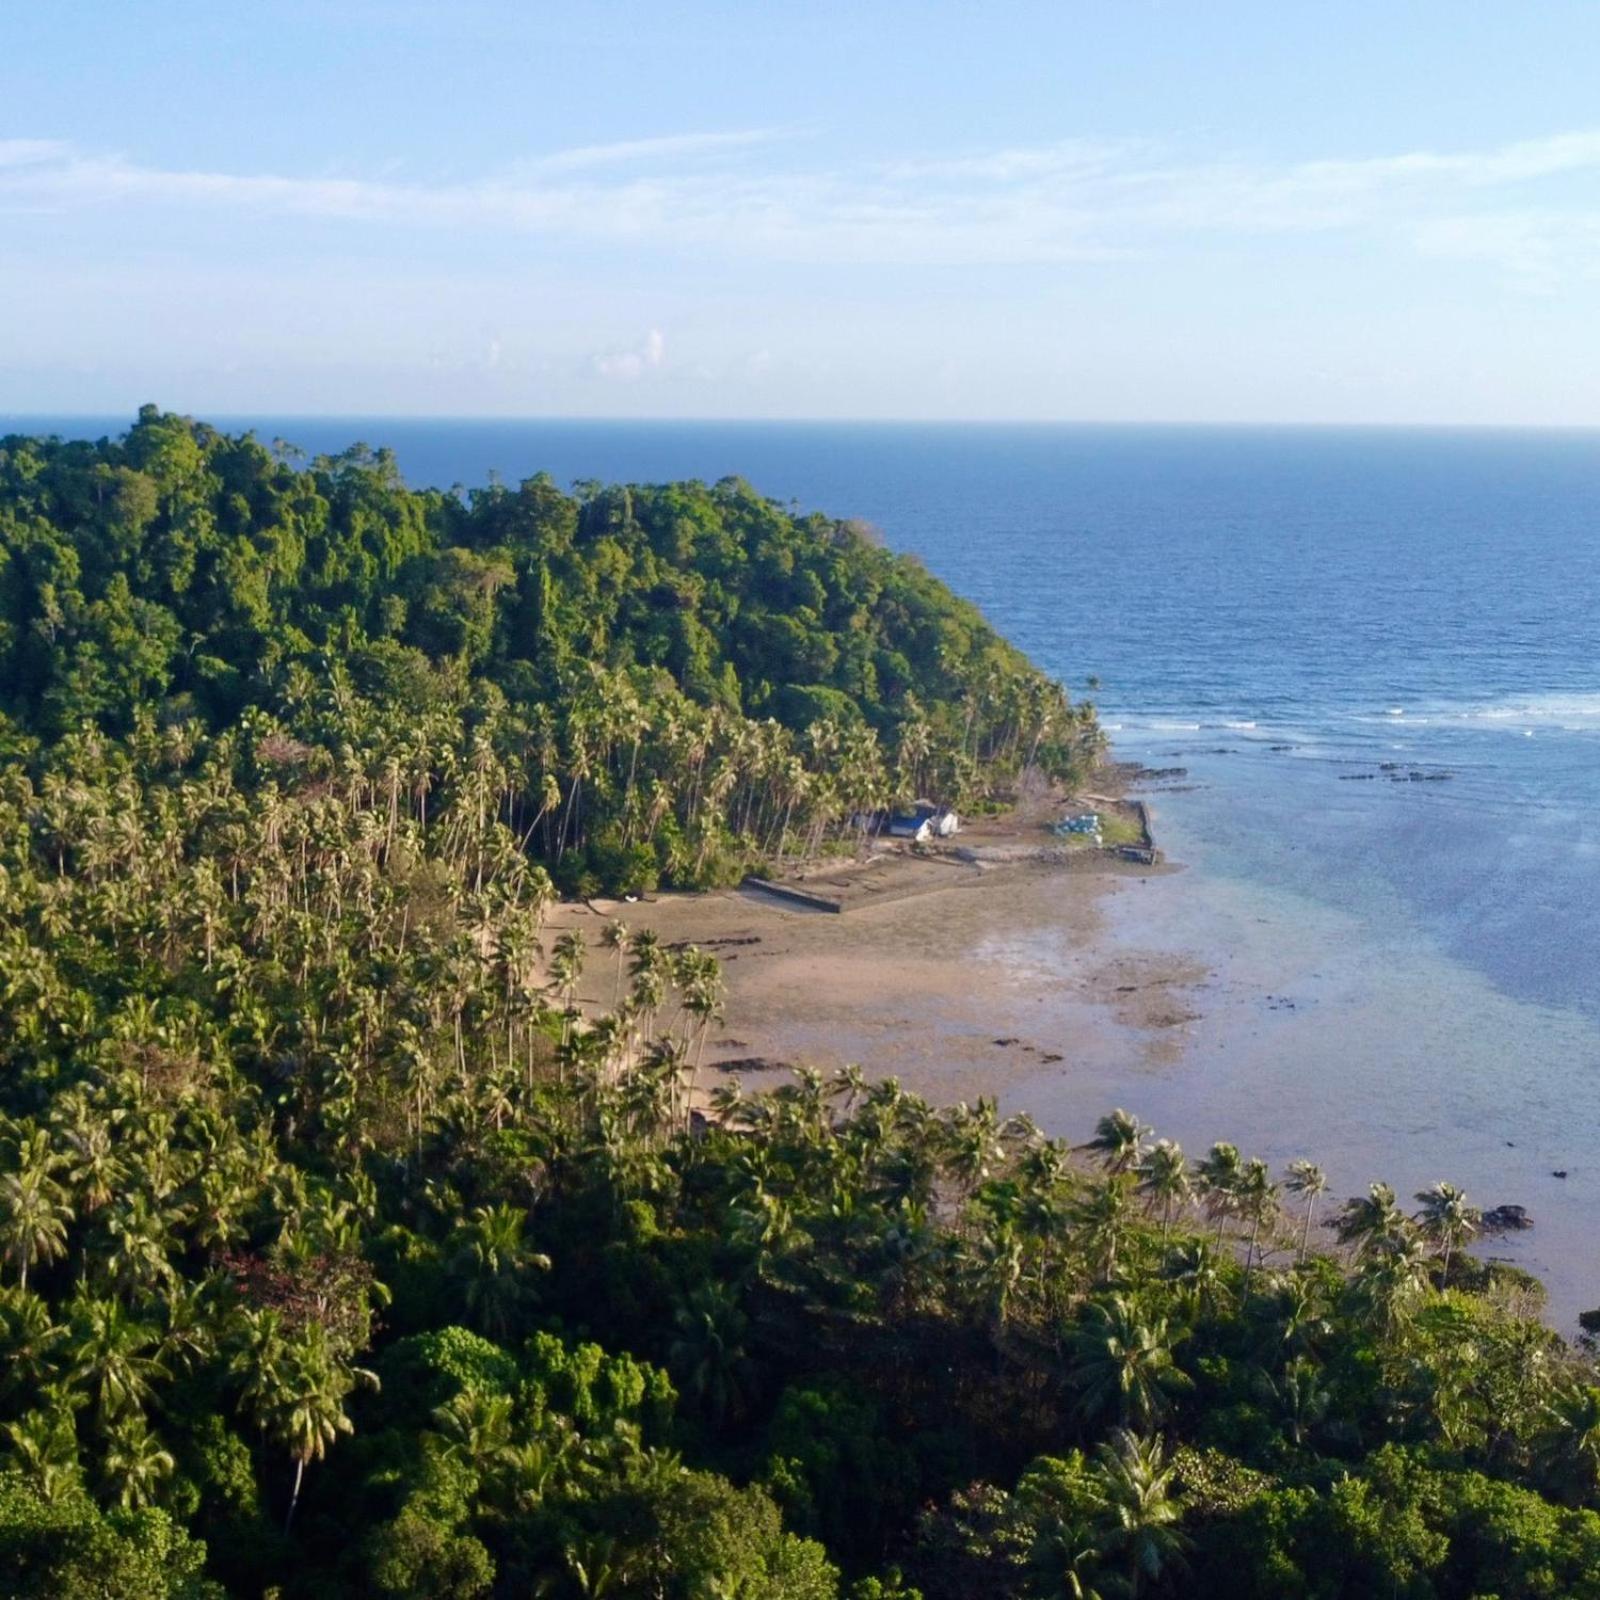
[0,407,1099,895]
[0,413,1597,1598]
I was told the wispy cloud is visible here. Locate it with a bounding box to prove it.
[528,128,791,174]
[4,129,1599,275]
[594,327,666,381]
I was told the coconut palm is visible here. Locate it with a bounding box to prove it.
[1253,1356,1331,1449]
[0,1160,71,1291]
[449,1202,551,1342]
[1335,1182,1410,1262]
[1536,1383,1600,1503]
[944,1098,1007,1199]
[1085,1109,1152,1175]
[668,1281,752,1427]
[1094,1429,1190,1599]
[0,1287,65,1399]
[100,1411,176,1510]
[1353,1230,1433,1335]
[600,919,631,1007]
[1067,1295,1191,1429]
[3,1399,82,1503]
[1069,1175,1136,1285]
[1237,1158,1280,1284]
[66,1295,167,1423]
[1413,1181,1481,1282]
[1284,1160,1327,1265]
[231,1312,377,1532]
[1194,1143,1243,1248]
[1136,1140,1191,1244]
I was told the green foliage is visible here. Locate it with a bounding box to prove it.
[379,1327,521,1421]
[0,411,1100,896]
[0,412,1592,1598]
[0,1472,222,1598]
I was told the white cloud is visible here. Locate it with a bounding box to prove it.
[0,139,69,169]
[3,129,1600,277]
[527,128,790,174]
[594,327,667,381]
[1410,210,1600,291]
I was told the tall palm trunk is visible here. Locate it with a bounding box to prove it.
[1299,1195,1317,1265]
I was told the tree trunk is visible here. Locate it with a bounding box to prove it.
[285,1455,305,1533]
[1299,1198,1316,1265]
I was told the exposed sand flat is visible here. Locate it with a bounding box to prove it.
[545,835,1204,1108]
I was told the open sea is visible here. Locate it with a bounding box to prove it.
[13,416,1600,1322]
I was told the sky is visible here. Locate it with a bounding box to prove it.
[4,1,1600,424]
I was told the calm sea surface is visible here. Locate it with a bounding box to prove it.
[14,417,1600,1319]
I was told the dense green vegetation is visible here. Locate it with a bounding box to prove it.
[0,407,1100,896]
[0,411,1597,1598]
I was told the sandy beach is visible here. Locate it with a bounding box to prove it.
[547,793,1206,1108]
[546,780,1598,1334]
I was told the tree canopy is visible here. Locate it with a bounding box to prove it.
[0,412,1593,1598]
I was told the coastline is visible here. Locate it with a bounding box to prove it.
[549,767,1598,1335]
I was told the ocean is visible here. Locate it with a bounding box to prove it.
[13,415,1600,1321]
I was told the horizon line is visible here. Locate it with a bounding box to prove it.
[6,410,1600,434]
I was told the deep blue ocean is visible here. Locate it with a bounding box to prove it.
[13,415,1600,1311]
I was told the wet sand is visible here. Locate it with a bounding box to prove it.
[549,852,1206,1108]
[548,807,1597,1334]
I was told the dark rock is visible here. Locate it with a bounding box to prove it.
[993,1037,1020,1047]
[1483,1204,1533,1232]
[1580,1308,1600,1335]
[1041,1052,1063,1063]
[1552,1169,1569,1179]
[1339,773,1377,781]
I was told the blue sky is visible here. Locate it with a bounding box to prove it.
[5,1,1600,422]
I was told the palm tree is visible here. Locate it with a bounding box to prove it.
[944,1098,1007,1199]
[1283,1160,1327,1265]
[827,1063,868,1118]
[1067,1295,1191,1429]
[0,1285,65,1399]
[600,919,631,1007]
[66,1295,167,1423]
[1335,1182,1410,1262]
[679,951,726,1123]
[1194,1143,1243,1248]
[3,1399,82,1503]
[1136,1140,1190,1244]
[100,1412,176,1509]
[1353,1230,1432,1335]
[1536,1383,1600,1503]
[1253,1356,1331,1449]
[1236,1158,1280,1284]
[1085,1109,1152,1175]
[550,928,587,1043]
[1069,1175,1135,1285]
[0,1160,71,1291]
[1164,1240,1226,1319]
[449,1203,551,1342]
[430,1389,520,1493]
[668,1282,751,1427]
[232,1313,377,1532]
[1094,1430,1189,1600]
[1413,1181,1481,1282]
